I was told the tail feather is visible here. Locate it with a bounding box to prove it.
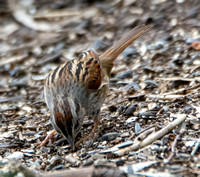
[100,25,152,75]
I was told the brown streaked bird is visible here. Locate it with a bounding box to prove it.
[41,25,152,150]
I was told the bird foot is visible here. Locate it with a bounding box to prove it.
[75,120,99,147]
[75,131,95,147]
[39,130,56,147]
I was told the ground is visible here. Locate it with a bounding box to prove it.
[0,0,200,176]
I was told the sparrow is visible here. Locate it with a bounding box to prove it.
[41,25,151,150]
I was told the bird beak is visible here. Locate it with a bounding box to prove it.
[66,135,75,151]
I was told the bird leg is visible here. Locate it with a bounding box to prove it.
[76,118,99,146]
[39,129,56,147]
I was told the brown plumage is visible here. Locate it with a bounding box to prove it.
[41,25,152,150]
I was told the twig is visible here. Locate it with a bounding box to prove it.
[8,0,59,32]
[34,52,62,67]
[191,142,200,156]
[147,94,184,100]
[162,83,200,96]
[137,127,156,141]
[158,77,198,82]
[147,83,200,101]
[42,166,126,177]
[0,53,28,66]
[164,120,186,164]
[34,10,80,19]
[114,114,186,156]
[130,125,156,139]
[164,134,181,164]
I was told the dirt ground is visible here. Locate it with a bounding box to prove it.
[0,0,200,176]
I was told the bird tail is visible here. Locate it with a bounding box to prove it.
[100,25,152,75]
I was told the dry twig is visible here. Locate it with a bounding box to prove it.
[164,121,186,163]
[147,94,185,100]
[164,134,181,164]
[191,142,200,156]
[8,0,59,32]
[114,114,187,156]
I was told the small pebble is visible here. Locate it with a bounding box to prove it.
[116,71,133,79]
[117,140,133,148]
[147,41,164,50]
[65,154,80,167]
[122,47,138,60]
[126,117,138,123]
[173,58,184,66]
[163,106,169,112]
[5,151,24,160]
[9,66,26,78]
[144,80,158,89]
[118,105,126,114]
[148,103,158,111]
[116,159,125,166]
[135,122,141,134]
[170,80,190,89]
[184,105,193,114]
[143,66,157,74]
[82,157,94,166]
[108,105,118,112]
[93,39,107,51]
[151,144,160,151]
[139,111,156,118]
[122,82,140,91]
[40,147,54,154]
[102,132,120,141]
[124,104,137,116]
[185,38,194,44]
[121,132,130,138]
